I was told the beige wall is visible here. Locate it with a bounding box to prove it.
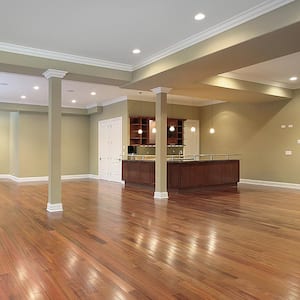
[127,100,201,119]
[0,111,10,174]
[200,90,300,183]
[1,111,90,177]
[89,101,128,175]
[62,114,90,175]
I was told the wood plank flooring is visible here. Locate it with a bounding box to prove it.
[0,179,300,299]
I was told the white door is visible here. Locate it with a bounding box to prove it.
[183,120,199,157]
[98,117,122,182]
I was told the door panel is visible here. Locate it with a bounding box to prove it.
[98,117,122,182]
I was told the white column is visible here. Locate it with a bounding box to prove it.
[43,69,67,212]
[151,87,172,199]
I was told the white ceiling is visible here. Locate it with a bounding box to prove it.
[0,0,299,107]
[0,72,219,107]
[221,52,300,89]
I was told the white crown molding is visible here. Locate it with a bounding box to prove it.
[0,42,133,72]
[151,87,172,95]
[154,192,169,199]
[133,0,295,70]
[240,178,300,190]
[47,202,63,213]
[43,69,68,79]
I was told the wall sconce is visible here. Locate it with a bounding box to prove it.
[138,129,143,134]
[169,125,175,132]
[152,128,156,133]
[191,126,196,132]
[209,127,215,134]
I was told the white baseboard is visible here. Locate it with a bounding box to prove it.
[47,202,63,212]
[154,192,169,199]
[89,174,100,180]
[240,179,300,190]
[62,174,91,180]
[0,174,93,183]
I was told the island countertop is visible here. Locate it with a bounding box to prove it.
[122,159,239,190]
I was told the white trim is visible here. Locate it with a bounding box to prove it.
[240,179,300,190]
[43,69,68,79]
[154,192,169,199]
[12,176,48,182]
[0,174,93,182]
[0,42,132,72]
[89,174,101,180]
[133,0,294,70]
[61,174,91,180]
[47,202,63,212]
[151,87,172,94]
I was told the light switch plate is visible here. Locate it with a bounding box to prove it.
[281,125,286,129]
[285,150,292,156]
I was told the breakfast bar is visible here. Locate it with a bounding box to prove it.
[122,156,239,191]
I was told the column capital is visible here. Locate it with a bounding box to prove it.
[151,87,172,95]
[43,69,68,80]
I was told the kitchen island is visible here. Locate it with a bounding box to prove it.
[122,156,239,191]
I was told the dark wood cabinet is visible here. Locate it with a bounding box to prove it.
[122,160,240,190]
[130,117,149,145]
[129,117,184,145]
[167,118,183,145]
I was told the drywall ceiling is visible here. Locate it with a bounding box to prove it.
[0,0,299,107]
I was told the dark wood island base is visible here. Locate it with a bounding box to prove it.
[122,159,239,191]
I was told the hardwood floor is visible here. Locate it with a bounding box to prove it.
[0,180,300,299]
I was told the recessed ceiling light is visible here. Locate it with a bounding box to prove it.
[71,99,77,103]
[194,12,206,21]
[289,76,298,81]
[20,95,26,99]
[33,86,39,90]
[90,92,96,96]
[132,48,141,54]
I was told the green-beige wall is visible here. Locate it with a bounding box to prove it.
[0,111,10,174]
[200,90,300,183]
[1,111,90,177]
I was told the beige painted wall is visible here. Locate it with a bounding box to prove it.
[0,111,10,174]
[1,111,90,177]
[89,101,128,175]
[127,100,201,119]
[200,90,300,183]
[62,114,90,175]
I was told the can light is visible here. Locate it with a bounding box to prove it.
[194,12,206,21]
[289,76,298,81]
[132,48,141,54]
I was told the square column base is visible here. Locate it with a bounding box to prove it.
[154,192,169,199]
[47,202,63,212]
